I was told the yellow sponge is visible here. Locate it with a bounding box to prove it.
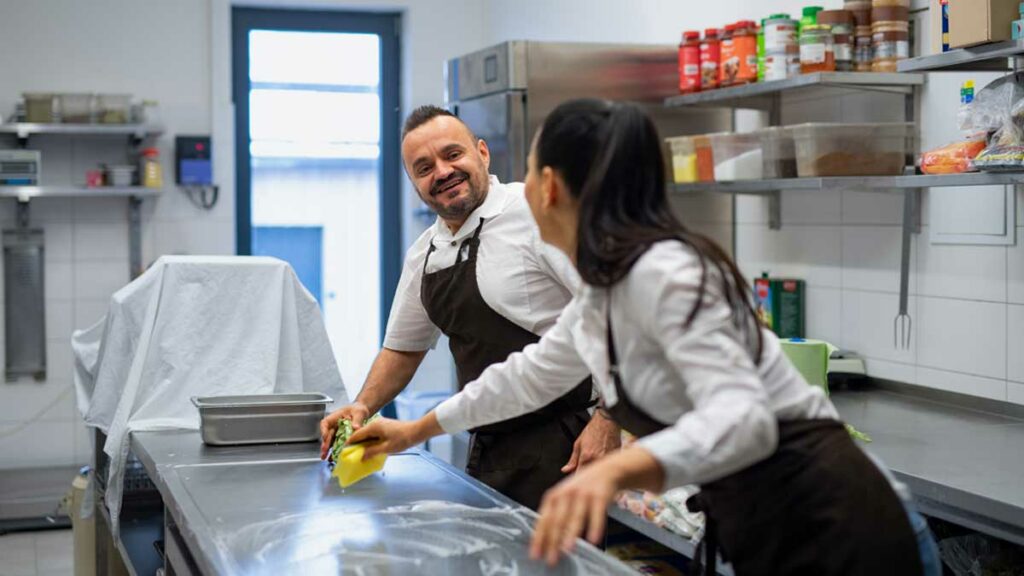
[332,443,387,488]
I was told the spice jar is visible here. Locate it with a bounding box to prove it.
[733,20,758,84]
[719,24,736,86]
[800,24,836,73]
[843,0,872,27]
[763,14,800,81]
[817,10,854,72]
[700,28,722,90]
[679,30,702,93]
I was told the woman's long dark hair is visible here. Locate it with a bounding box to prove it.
[536,98,763,361]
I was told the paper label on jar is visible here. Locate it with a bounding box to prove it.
[765,55,789,80]
[765,24,797,50]
[800,43,827,65]
[835,44,853,62]
[873,41,908,60]
[896,41,909,59]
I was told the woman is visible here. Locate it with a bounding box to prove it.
[349,99,927,575]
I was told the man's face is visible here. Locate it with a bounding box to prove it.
[402,116,491,223]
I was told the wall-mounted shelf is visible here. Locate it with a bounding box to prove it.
[898,40,1024,73]
[0,122,164,140]
[1,186,163,202]
[664,72,924,111]
[672,171,1024,194]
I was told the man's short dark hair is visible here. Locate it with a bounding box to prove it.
[402,105,475,140]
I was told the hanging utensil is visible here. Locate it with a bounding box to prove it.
[893,189,914,350]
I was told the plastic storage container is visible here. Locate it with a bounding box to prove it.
[23,93,57,123]
[58,93,96,123]
[760,126,798,178]
[98,93,131,124]
[694,134,718,181]
[666,136,699,183]
[792,122,914,177]
[710,132,763,181]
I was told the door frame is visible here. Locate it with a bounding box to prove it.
[231,7,402,337]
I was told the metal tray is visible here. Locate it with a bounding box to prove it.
[191,393,333,446]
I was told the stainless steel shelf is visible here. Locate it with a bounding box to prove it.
[0,122,164,139]
[0,186,163,201]
[672,172,1024,194]
[608,506,733,575]
[898,40,1024,72]
[663,72,924,110]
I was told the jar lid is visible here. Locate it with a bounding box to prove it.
[769,13,792,19]
[684,30,700,40]
[802,6,824,16]
[817,9,855,25]
[704,28,719,36]
[803,24,831,32]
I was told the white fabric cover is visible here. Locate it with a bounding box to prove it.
[72,256,347,534]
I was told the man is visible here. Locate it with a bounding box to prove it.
[320,105,619,509]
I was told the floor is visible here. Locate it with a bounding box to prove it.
[0,529,73,576]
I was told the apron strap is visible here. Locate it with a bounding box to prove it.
[465,217,486,261]
[422,240,437,274]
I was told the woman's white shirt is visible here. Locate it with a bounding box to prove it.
[434,240,838,489]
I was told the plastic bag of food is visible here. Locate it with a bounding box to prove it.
[971,144,1024,171]
[960,72,1024,138]
[920,136,987,174]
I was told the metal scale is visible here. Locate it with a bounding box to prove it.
[3,200,46,381]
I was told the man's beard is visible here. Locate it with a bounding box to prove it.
[426,170,486,221]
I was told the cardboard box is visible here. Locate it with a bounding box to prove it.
[949,0,1019,48]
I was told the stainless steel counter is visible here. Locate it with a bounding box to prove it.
[128,430,638,575]
[832,385,1024,545]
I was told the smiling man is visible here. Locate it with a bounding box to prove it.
[320,105,619,509]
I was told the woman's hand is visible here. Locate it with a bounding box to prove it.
[347,412,445,460]
[530,447,665,566]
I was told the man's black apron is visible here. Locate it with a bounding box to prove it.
[420,218,593,510]
[604,303,922,576]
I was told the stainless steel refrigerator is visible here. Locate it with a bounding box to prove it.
[445,40,731,188]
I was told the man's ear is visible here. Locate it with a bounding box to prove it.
[477,138,491,171]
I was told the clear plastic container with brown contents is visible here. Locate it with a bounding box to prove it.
[792,122,915,177]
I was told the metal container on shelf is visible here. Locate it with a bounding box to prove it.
[666,135,699,183]
[191,393,333,446]
[792,122,915,177]
[97,93,132,124]
[23,93,58,123]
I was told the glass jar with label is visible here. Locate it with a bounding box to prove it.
[679,30,702,93]
[800,24,835,74]
[831,23,854,71]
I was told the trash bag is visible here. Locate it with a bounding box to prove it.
[938,533,1024,576]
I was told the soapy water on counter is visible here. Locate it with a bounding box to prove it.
[217,500,637,575]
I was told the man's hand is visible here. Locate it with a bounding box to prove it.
[319,401,371,460]
[561,413,621,474]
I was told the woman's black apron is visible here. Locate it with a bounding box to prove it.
[604,304,922,576]
[420,218,593,510]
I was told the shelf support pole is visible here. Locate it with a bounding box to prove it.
[768,191,782,230]
[16,199,30,230]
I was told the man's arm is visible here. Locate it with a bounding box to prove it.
[319,347,427,458]
[356,347,428,414]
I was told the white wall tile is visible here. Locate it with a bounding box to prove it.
[840,290,916,364]
[41,222,74,263]
[917,366,1007,401]
[25,198,73,223]
[735,195,769,225]
[43,261,73,300]
[1008,227,1024,304]
[0,420,75,469]
[35,529,73,574]
[45,298,73,343]
[842,190,907,226]
[0,380,75,422]
[780,190,841,225]
[918,297,1007,380]
[1009,382,1024,405]
[73,261,129,300]
[864,358,917,384]
[72,417,94,467]
[1008,304,1024,383]
[806,286,842,344]
[735,225,842,288]
[669,191,733,225]
[842,226,915,294]
[72,198,130,223]
[152,219,235,258]
[46,339,75,384]
[73,221,130,261]
[917,228,1007,302]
